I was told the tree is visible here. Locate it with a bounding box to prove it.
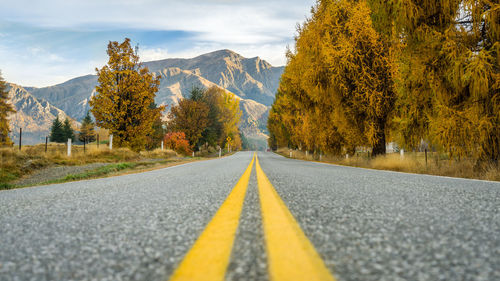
[216,88,242,150]
[90,38,165,152]
[0,71,15,146]
[62,118,75,142]
[168,86,243,151]
[78,111,96,143]
[375,0,500,163]
[167,99,210,149]
[268,0,396,156]
[145,102,165,150]
[49,116,65,143]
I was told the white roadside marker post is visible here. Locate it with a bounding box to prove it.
[346,153,349,159]
[161,141,164,151]
[109,134,113,150]
[290,151,292,158]
[67,138,72,156]
[219,147,222,158]
[400,148,404,159]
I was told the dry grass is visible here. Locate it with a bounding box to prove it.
[278,148,500,181]
[0,143,179,187]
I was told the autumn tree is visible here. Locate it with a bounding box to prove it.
[211,87,242,150]
[269,0,396,156]
[199,86,224,147]
[90,38,164,152]
[78,111,96,143]
[49,116,65,143]
[371,0,499,163]
[0,71,15,146]
[167,98,209,149]
[167,86,243,151]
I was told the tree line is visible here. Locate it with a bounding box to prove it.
[167,86,242,153]
[48,111,95,143]
[268,0,499,164]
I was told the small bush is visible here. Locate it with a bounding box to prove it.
[164,132,192,155]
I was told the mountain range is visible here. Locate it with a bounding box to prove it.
[7,49,283,146]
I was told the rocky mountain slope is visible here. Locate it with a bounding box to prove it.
[7,84,79,145]
[9,50,282,145]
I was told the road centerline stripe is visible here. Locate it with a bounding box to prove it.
[255,155,336,281]
[169,153,255,281]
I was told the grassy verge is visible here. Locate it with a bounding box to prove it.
[0,144,180,189]
[277,148,500,181]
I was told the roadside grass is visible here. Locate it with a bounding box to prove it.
[0,144,180,189]
[37,162,139,186]
[277,148,500,181]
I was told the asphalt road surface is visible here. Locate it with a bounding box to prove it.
[0,151,499,281]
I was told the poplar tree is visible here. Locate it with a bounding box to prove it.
[90,38,164,152]
[375,0,499,162]
[269,0,396,156]
[0,71,15,146]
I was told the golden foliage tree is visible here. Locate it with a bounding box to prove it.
[374,0,499,162]
[215,88,242,150]
[0,72,15,146]
[90,38,164,152]
[269,0,396,156]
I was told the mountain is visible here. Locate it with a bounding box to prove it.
[144,49,283,105]
[11,50,282,145]
[7,84,79,145]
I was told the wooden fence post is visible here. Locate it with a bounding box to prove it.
[19,128,22,151]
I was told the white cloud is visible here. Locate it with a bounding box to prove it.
[139,48,169,62]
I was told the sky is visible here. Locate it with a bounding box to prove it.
[0,0,315,87]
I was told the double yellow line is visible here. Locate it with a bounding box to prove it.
[169,153,335,281]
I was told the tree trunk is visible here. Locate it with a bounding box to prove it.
[372,123,386,157]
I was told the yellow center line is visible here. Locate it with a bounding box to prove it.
[169,153,255,281]
[255,155,336,281]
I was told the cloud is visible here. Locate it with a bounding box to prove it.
[0,0,315,86]
[139,47,169,62]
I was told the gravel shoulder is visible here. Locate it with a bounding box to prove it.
[15,163,109,186]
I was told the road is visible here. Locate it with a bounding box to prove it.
[0,151,499,280]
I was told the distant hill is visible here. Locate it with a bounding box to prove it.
[9,50,283,145]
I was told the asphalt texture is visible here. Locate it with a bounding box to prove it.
[1,151,499,281]
[258,152,500,281]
